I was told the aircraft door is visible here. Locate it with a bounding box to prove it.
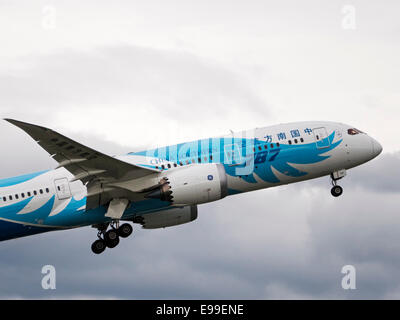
[313,127,330,149]
[54,178,72,200]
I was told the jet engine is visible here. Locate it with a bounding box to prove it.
[146,163,228,205]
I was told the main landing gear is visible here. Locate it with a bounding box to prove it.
[330,169,346,198]
[91,221,133,254]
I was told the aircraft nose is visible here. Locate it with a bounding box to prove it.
[371,137,383,158]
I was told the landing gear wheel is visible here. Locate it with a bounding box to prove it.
[118,223,133,238]
[106,237,120,248]
[91,239,106,254]
[331,185,343,197]
[104,229,120,248]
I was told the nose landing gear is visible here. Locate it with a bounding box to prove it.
[330,170,346,198]
[331,184,343,197]
[91,221,134,254]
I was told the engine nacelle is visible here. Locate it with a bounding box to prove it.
[134,205,198,229]
[146,163,228,205]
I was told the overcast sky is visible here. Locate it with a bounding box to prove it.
[0,0,399,299]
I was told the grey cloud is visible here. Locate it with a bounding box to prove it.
[0,121,137,180]
[0,187,395,300]
[304,190,400,299]
[0,118,397,299]
[0,123,55,179]
[346,152,400,193]
[1,158,399,300]
[0,0,398,299]
[298,152,400,194]
[0,46,268,124]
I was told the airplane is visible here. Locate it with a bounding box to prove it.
[0,119,382,254]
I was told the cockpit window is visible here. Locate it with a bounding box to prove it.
[348,128,365,135]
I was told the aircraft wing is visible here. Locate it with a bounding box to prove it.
[5,119,160,210]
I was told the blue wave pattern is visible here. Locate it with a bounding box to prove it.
[0,130,342,239]
[0,170,49,188]
[0,194,169,229]
[1,196,60,226]
[227,131,342,184]
[132,132,342,184]
[45,196,87,226]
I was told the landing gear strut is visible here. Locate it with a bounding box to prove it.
[91,221,134,254]
[330,170,346,198]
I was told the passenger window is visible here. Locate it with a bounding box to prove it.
[3,197,6,202]
[46,188,49,193]
[15,194,19,199]
[277,143,280,147]
[21,193,25,198]
[9,195,12,201]
[161,165,165,170]
[27,192,31,197]
[198,158,201,163]
[270,144,274,149]
[40,189,43,194]
[167,164,171,169]
[34,191,37,195]
[258,146,262,151]
[288,140,292,145]
[294,139,298,144]
[300,138,304,143]
[264,145,268,150]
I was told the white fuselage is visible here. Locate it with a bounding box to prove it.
[0,121,382,241]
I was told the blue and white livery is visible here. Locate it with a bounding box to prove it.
[0,119,382,254]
